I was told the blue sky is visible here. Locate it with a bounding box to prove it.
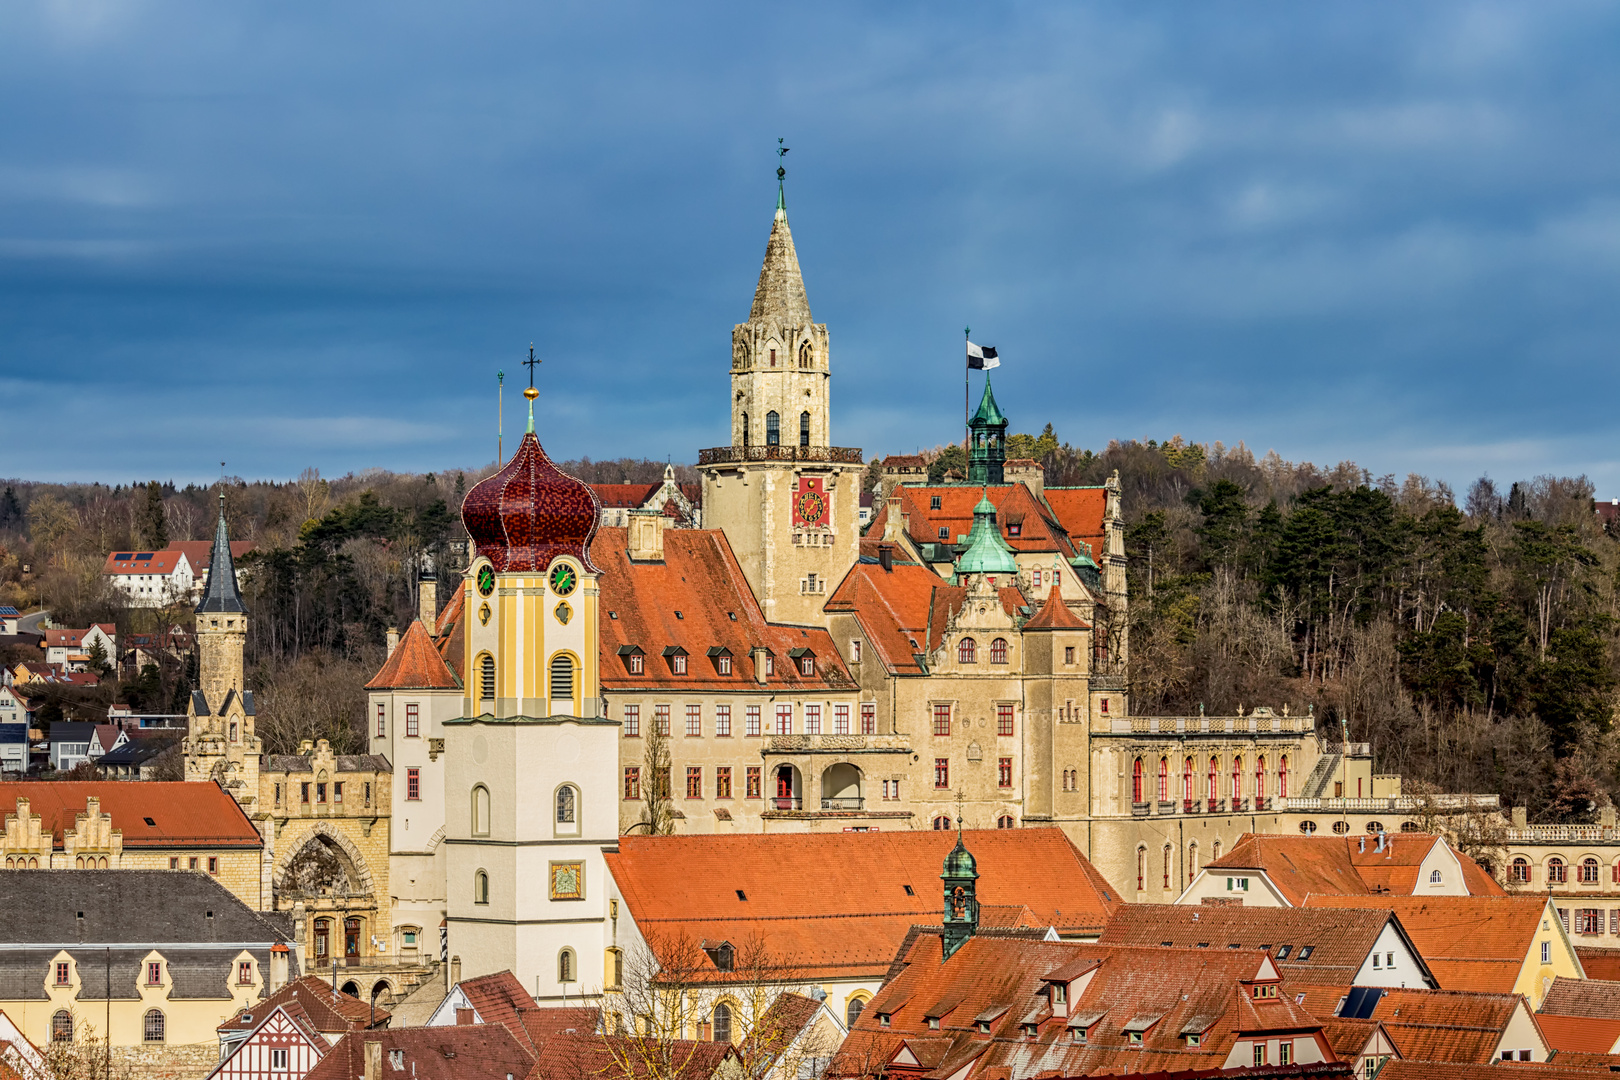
[4,2,1620,493]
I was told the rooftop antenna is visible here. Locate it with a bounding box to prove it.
[497,370,506,465]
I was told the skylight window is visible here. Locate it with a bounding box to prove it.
[1297,946,1314,960]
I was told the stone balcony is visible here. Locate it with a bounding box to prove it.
[1111,713,1315,736]
[697,445,864,467]
[762,734,913,755]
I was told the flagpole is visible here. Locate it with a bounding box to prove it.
[964,326,971,467]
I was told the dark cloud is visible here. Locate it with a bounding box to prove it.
[3,1,1620,489]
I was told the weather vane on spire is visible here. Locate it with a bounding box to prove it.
[776,138,790,211]
[522,344,540,434]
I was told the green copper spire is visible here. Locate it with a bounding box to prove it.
[970,374,1006,427]
[955,491,1019,576]
[967,375,1009,485]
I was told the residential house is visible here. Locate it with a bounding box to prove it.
[1318,1018,1401,1079]
[210,974,390,1080]
[0,724,25,775]
[0,783,266,905]
[1331,987,1550,1064]
[103,541,253,608]
[1099,904,1440,991]
[592,466,702,529]
[0,606,20,635]
[13,663,98,688]
[603,828,1123,1039]
[1377,1062,1612,1080]
[1304,895,1583,1008]
[87,723,130,761]
[94,734,182,779]
[1535,976,1620,1056]
[1178,832,1503,908]
[0,687,21,727]
[0,870,295,1053]
[42,625,116,671]
[48,722,96,771]
[302,1024,535,1080]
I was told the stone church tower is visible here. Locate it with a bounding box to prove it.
[699,181,863,627]
[183,495,260,807]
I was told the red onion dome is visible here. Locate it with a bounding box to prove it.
[462,431,601,573]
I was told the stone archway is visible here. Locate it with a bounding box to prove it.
[273,821,376,903]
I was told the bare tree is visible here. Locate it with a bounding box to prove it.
[640,719,676,836]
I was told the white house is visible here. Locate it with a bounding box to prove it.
[42,625,116,670]
[0,607,20,636]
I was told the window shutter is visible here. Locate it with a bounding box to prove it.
[1558,907,1569,931]
[1611,909,1618,935]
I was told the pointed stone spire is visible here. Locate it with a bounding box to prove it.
[749,208,812,324]
[196,493,247,614]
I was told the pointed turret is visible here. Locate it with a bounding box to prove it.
[196,494,246,614]
[941,823,979,960]
[967,375,1009,485]
[749,209,812,325]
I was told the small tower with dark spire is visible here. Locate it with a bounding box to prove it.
[941,820,979,960]
[967,376,1008,486]
[184,493,260,803]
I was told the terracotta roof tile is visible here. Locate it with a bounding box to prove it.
[1536,1013,1620,1054]
[528,1033,735,1080]
[367,620,460,690]
[593,528,853,692]
[607,829,1121,982]
[456,971,537,1049]
[893,485,1080,562]
[1540,976,1620,1019]
[306,1024,534,1080]
[219,975,387,1034]
[1378,1062,1605,1080]
[1361,988,1536,1065]
[1038,488,1107,563]
[1022,578,1088,630]
[1577,948,1620,982]
[1207,834,1501,906]
[0,781,260,849]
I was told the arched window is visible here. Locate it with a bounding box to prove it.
[1163,844,1172,889]
[230,721,238,742]
[143,1009,165,1043]
[740,413,749,446]
[1401,821,1421,832]
[1510,858,1530,883]
[556,785,579,834]
[472,786,490,836]
[558,949,575,984]
[51,1011,72,1043]
[1183,757,1194,802]
[1132,758,1144,803]
[997,814,1014,829]
[550,654,575,699]
[478,654,495,702]
[1188,841,1199,876]
[1136,847,1146,891]
[932,816,952,830]
[1429,870,1443,884]
[799,340,813,369]
[474,870,489,904]
[1208,756,1219,800]
[1299,820,1318,834]
[958,638,977,664]
[800,411,811,447]
[1157,757,1169,802]
[846,996,865,1029]
[1232,756,1243,802]
[1256,756,1266,800]
[714,1002,733,1044]
[990,638,1008,664]
[1549,857,1567,884]
[765,411,780,446]
[1581,858,1601,884]
[1279,756,1289,798]
[1212,840,1221,860]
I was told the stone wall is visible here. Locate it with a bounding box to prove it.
[109,1041,219,1080]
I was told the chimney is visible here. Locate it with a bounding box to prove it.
[269,942,289,993]
[752,648,770,685]
[449,955,461,990]
[385,627,399,656]
[1511,805,1528,829]
[365,1042,381,1080]
[882,498,906,543]
[878,545,893,572]
[418,575,437,626]
[627,511,666,561]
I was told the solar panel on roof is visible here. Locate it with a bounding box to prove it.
[135,553,154,559]
[114,554,133,560]
[1338,986,1386,1019]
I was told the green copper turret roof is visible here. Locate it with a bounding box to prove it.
[955,491,1019,576]
[942,833,978,880]
[970,375,1007,428]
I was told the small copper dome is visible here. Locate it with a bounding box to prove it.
[462,431,600,573]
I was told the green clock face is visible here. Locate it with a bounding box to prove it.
[476,566,495,597]
[550,564,578,596]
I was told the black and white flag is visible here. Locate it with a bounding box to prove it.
[966,341,1000,370]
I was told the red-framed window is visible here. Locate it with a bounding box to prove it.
[861,703,876,734]
[1132,758,1144,802]
[655,705,671,737]
[799,655,815,676]
[55,962,70,986]
[775,705,793,736]
[716,767,732,799]
[746,767,762,798]
[1208,757,1219,799]
[1136,848,1145,891]
[834,704,849,735]
[1510,858,1530,883]
[1183,757,1195,801]
[208,857,218,874]
[623,704,640,736]
[805,704,822,735]
[1256,756,1267,798]
[686,705,702,737]
[1164,845,1172,888]
[146,962,162,985]
[935,758,950,788]
[933,704,951,737]
[1549,858,1568,884]
[958,638,977,664]
[998,757,1012,788]
[990,638,1008,664]
[376,703,385,738]
[1158,757,1169,802]
[1578,909,1604,935]
[1581,858,1601,884]
[997,704,1014,736]
[672,654,688,675]
[686,767,702,799]
[406,768,420,801]
[624,767,641,800]
[237,961,253,985]
[628,654,644,675]
[746,706,761,737]
[405,704,419,738]
[1279,756,1290,798]
[1232,756,1243,801]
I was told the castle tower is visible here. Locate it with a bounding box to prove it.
[966,376,1008,486]
[941,825,979,960]
[184,495,260,805]
[699,176,863,626]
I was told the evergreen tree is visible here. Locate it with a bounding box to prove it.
[0,486,20,531]
[140,480,168,548]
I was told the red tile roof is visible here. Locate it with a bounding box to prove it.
[593,528,854,692]
[1541,976,1620,1019]
[0,781,260,849]
[367,620,461,690]
[1039,488,1107,562]
[1536,1013,1620,1054]
[42,626,114,648]
[219,975,388,1034]
[1361,988,1535,1065]
[527,1033,735,1080]
[886,484,1086,563]
[1206,833,1503,906]
[1377,1062,1603,1080]
[607,829,1122,982]
[1022,577,1088,630]
[1577,948,1620,981]
[1303,895,1551,994]
[306,1024,534,1080]
[455,971,539,1050]
[105,543,252,576]
[824,559,1027,677]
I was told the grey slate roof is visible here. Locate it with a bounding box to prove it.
[49,722,96,744]
[96,736,180,768]
[334,755,389,772]
[196,499,247,615]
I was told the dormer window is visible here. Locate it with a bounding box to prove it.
[938,527,949,539]
[930,496,942,510]
[1007,522,1021,537]
[619,645,645,675]
[1186,1034,1202,1047]
[1071,1027,1087,1045]
[630,655,644,674]
[1297,946,1314,960]
[1128,1031,1142,1045]
[1051,982,1067,1005]
[1022,1024,1037,1040]
[976,1021,991,1034]
[673,655,688,675]
[927,1017,939,1030]
[719,656,732,675]
[879,1013,891,1028]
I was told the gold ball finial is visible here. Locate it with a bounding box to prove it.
[524,386,539,401]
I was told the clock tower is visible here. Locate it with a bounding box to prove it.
[698,178,863,626]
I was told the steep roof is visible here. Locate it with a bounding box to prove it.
[1099,904,1435,987]
[1578,947,1620,981]
[1362,988,1534,1065]
[825,559,1028,677]
[1378,1062,1610,1080]
[1022,577,1088,630]
[1039,487,1108,562]
[749,206,811,324]
[1536,1013,1620,1054]
[0,870,288,947]
[1540,976,1620,1019]
[527,1033,736,1080]
[607,828,1121,983]
[0,781,261,849]
[885,483,1085,564]
[1304,895,1553,994]
[1205,833,1502,905]
[366,620,460,690]
[593,528,854,693]
[196,499,247,614]
[455,971,538,1049]
[219,975,387,1035]
[306,1024,534,1080]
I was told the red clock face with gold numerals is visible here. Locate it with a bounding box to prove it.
[793,477,829,527]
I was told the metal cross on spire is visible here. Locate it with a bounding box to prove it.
[522,344,540,434]
[524,343,541,388]
[776,138,790,211]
